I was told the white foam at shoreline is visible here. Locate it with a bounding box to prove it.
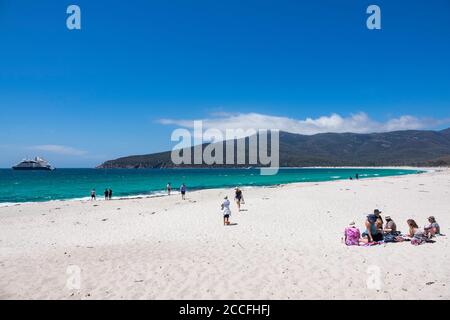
[0,168,428,206]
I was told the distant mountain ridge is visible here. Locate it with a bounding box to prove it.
[97,128,450,168]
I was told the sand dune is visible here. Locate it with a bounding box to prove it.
[0,169,449,299]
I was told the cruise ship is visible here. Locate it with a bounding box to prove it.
[12,157,55,171]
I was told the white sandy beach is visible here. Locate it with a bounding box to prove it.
[0,168,449,300]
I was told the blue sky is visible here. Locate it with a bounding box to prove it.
[0,0,449,167]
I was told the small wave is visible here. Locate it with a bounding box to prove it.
[0,202,21,208]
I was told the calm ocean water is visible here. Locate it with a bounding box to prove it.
[0,168,422,204]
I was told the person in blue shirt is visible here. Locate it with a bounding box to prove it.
[362,211,383,242]
[180,183,186,200]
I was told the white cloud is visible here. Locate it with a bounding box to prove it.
[159,112,449,136]
[29,145,87,156]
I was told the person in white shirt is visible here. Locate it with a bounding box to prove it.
[221,196,231,226]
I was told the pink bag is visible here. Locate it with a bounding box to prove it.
[345,227,360,246]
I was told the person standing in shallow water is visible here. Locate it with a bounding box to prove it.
[108,188,112,200]
[104,189,109,200]
[167,183,172,196]
[180,183,186,200]
[91,189,96,201]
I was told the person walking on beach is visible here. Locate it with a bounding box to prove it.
[180,183,186,200]
[104,189,109,200]
[234,187,243,211]
[108,188,112,200]
[91,189,96,201]
[167,183,172,195]
[221,196,232,226]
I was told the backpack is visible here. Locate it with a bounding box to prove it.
[345,227,360,246]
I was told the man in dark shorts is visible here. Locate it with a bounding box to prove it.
[234,187,243,211]
[362,214,383,242]
[180,183,186,200]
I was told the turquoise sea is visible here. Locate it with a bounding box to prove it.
[0,168,422,204]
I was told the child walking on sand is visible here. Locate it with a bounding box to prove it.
[221,196,231,226]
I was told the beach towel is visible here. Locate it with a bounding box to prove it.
[363,241,383,247]
[411,237,435,245]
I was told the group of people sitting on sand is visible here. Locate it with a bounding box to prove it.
[344,209,442,246]
[220,187,245,226]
